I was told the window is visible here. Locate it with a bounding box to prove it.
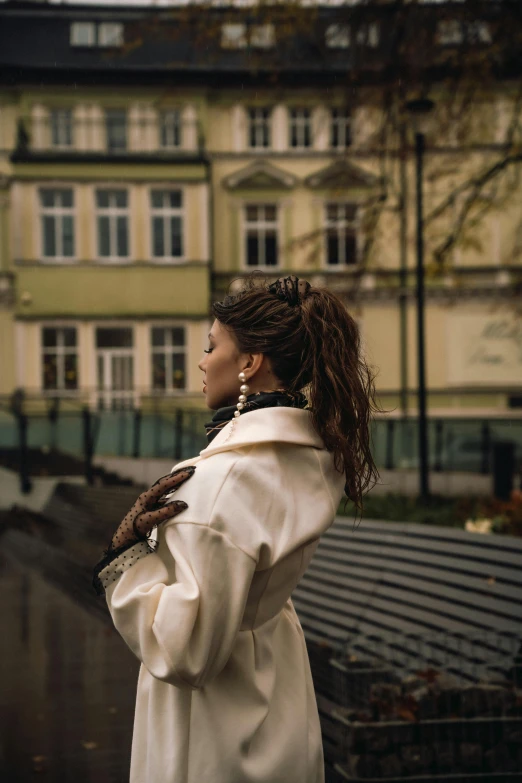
[70,21,123,48]
[289,108,312,149]
[330,107,352,149]
[98,22,124,47]
[221,23,275,49]
[221,23,247,49]
[160,110,182,149]
[244,204,278,267]
[325,203,358,266]
[150,190,184,260]
[326,23,379,49]
[151,327,186,392]
[70,22,96,47]
[41,327,78,392]
[325,24,350,49]
[105,109,127,152]
[357,23,379,48]
[40,189,75,260]
[250,24,275,49]
[247,107,271,149]
[437,19,464,45]
[96,189,129,259]
[50,109,73,148]
[468,21,492,45]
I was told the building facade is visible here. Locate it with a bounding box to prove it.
[0,1,521,436]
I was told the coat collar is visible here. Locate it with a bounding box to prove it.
[200,406,324,459]
[171,407,324,472]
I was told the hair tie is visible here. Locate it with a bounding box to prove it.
[267,275,311,307]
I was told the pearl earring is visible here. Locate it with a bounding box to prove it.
[235,371,249,418]
[220,370,249,445]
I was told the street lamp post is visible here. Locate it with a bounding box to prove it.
[405,97,435,502]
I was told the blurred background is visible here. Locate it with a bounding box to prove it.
[0,1,521,781]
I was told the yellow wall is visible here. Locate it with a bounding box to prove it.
[11,180,209,264]
[1,84,521,414]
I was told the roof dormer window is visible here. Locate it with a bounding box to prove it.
[221,23,248,49]
[70,21,124,48]
[250,24,275,49]
[70,22,96,47]
[325,24,350,49]
[221,22,276,50]
[98,22,124,48]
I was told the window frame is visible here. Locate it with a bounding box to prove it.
[437,18,492,47]
[221,22,248,49]
[325,24,350,49]
[149,188,185,263]
[38,186,76,263]
[330,107,352,150]
[94,187,131,263]
[289,107,312,150]
[250,23,275,49]
[242,202,280,270]
[323,201,361,268]
[98,22,124,48]
[150,324,187,394]
[105,108,128,153]
[70,21,124,48]
[40,324,79,395]
[50,109,74,149]
[70,21,96,47]
[287,106,314,152]
[159,109,183,149]
[247,107,272,150]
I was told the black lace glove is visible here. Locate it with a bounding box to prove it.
[92,466,196,595]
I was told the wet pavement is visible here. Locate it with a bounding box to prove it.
[0,552,139,782]
[0,508,341,783]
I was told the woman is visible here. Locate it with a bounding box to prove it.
[93,274,380,783]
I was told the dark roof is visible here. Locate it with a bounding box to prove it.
[1,0,519,87]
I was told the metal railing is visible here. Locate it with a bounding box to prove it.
[0,391,209,493]
[1,390,522,494]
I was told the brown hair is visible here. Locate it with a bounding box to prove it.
[211,272,384,518]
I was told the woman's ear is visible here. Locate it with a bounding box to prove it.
[245,352,265,377]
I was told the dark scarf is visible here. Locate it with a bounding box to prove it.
[204,389,309,445]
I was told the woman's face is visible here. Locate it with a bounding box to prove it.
[199,319,282,410]
[198,319,248,410]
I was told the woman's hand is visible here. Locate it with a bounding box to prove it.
[109,466,196,551]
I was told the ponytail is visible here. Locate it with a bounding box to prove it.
[297,287,382,516]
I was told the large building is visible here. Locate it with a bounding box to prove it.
[0,1,521,440]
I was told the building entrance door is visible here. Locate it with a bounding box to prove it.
[95,327,135,410]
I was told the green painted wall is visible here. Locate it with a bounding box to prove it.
[15,265,210,317]
[12,162,208,182]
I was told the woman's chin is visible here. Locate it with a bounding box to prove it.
[204,390,234,411]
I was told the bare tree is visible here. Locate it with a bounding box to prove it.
[119,0,522,283]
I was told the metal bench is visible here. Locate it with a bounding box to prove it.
[293,517,522,782]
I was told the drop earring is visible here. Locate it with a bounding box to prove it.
[221,370,249,445]
[235,371,249,418]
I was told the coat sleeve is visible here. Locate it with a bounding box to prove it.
[104,521,257,690]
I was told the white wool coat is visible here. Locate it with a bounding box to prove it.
[102,406,346,783]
